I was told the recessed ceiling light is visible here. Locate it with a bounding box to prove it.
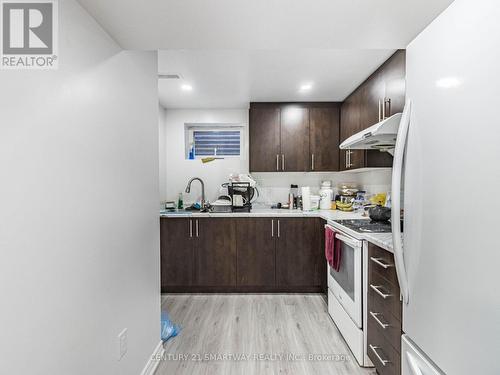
[436,77,462,89]
[299,83,313,92]
[181,84,193,91]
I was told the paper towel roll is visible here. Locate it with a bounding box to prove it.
[301,186,311,211]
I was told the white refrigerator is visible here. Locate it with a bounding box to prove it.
[391,0,500,374]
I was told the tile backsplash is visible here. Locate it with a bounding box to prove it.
[252,169,392,205]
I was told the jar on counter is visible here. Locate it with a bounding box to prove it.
[319,181,333,210]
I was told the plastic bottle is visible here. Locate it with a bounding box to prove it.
[177,193,184,210]
[188,143,195,160]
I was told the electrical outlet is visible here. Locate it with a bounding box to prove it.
[118,328,128,360]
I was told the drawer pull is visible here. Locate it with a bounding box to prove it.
[369,311,389,329]
[369,344,390,366]
[370,257,394,269]
[370,284,392,299]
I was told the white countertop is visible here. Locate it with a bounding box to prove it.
[160,207,398,252]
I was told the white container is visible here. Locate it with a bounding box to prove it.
[301,186,311,211]
[310,195,320,210]
[319,181,333,210]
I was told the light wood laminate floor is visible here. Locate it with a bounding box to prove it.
[156,294,375,375]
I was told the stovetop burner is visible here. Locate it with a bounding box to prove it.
[334,219,392,233]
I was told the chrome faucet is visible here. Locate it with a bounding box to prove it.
[185,177,208,211]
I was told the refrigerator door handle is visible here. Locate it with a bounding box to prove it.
[391,99,412,305]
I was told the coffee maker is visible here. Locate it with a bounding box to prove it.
[222,174,258,212]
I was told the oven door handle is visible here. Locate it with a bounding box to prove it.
[335,233,361,248]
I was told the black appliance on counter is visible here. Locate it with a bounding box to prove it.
[228,182,254,212]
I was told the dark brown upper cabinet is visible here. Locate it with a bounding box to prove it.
[249,102,340,172]
[249,105,281,172]
[280,105,310,172]
[340,50,406,171]
[310,106,340,171]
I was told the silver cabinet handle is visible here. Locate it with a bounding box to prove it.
[195,219,199,237]
[276,154,279,171]
[281,154,285,171]
[382,97,386,120]
[370,257,394,269]
[311,154,315,171]
[277,220,280,238]
[189,219,193,238]
[346,150,352,168]
[385,98,391,118]
[369,345,390,366]
[369,311,389,329]
[370,284,392,299]
[271,219,274,237]
[378,99,382,122]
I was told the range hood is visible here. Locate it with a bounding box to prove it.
[339,112,402,151]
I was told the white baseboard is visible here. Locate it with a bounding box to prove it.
[140,341,164,375]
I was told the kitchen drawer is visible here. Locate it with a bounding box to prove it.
[367,320,401,375]
[369,294,402,352]
[369,270,402,321]
[369,243,399,286]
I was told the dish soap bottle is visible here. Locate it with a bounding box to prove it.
[188,143,195,160]
[177,193,184,210]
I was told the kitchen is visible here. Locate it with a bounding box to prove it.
[158,47,403,374]
[1,1,499,375]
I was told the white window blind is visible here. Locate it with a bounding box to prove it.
[193,130,241,156]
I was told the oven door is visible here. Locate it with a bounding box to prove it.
[326,225,363,328]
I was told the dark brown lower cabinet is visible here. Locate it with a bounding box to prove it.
[276,218,320,287]
[236,218,276,287]
[160,218,195,287]
[195,218,237,287]
[367,243,402,375]
[160,217,325,293]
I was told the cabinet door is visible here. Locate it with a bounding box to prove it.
[310,106,340,171]
[340,92,365,170]
[195,218,236,287]
[382,50,406,117]
[276,218,319,286]
[160,218,195,289]
[236,218,276,286]
[280,105,310,172]
[359,69,385,129]
[249,105,281,172]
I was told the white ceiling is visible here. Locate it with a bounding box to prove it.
[77,0,454,108]
[157,49,396,108]
[78,0,453,50]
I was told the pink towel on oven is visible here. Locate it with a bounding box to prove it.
[325,226,342,272]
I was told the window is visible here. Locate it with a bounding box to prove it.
[193,130,240,156]
[185,124,243,158]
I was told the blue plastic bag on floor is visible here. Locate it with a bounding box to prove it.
[161,311,180,342]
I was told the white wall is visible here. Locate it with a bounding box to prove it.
[159,105,168,203]
[0,1,160,374]
[253,169,392,205]
[163,109,249,204]
[160,107,391,205]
